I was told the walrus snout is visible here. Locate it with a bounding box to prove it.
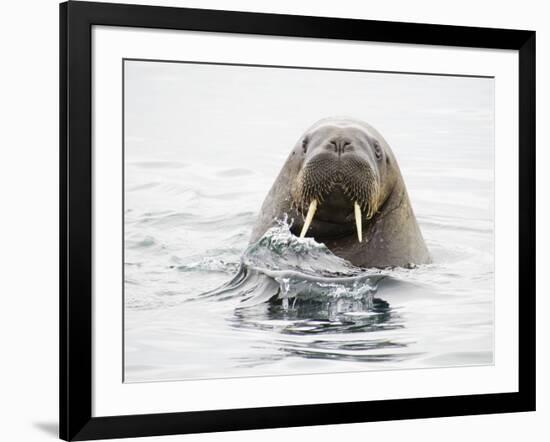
[293,155,377,207]
[291,151,381,243]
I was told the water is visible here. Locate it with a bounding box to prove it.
[124,61,494,382]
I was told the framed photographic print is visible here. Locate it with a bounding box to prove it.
[60,1,536,440]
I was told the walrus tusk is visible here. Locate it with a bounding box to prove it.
[354,201,362,243]
[299,199,318,238]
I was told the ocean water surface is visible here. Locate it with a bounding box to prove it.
[124,61,494,382]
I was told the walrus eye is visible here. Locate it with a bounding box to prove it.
[302,136,309,153]
[373,141,382,160]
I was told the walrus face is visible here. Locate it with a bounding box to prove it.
[290,121,395,243]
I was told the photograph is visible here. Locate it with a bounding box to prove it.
[123,58,495,383]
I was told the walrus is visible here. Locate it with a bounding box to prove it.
[250,117,431,268]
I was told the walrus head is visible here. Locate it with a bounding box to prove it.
[250,116,431,267]
[289,118,398,243]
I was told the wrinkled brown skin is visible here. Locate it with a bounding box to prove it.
[249,117,431,268]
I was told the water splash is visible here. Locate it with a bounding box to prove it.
[201,220,385,311]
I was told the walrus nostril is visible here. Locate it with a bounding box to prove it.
[328,138,352,156]
[328,141,338,154]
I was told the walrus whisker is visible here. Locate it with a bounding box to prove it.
[299,199,318,238]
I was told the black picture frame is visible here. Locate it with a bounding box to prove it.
[60,1,536,440]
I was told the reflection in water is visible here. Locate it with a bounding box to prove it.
[232,297,395,335]
[230,297,417,366]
